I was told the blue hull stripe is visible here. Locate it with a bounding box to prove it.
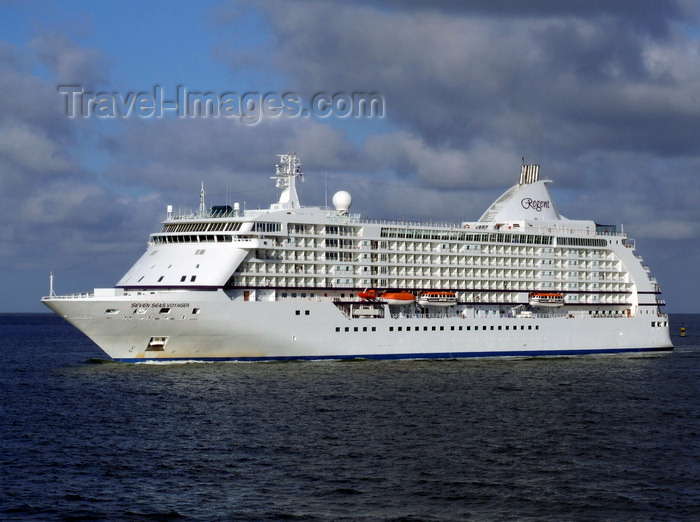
[114,346,673,363]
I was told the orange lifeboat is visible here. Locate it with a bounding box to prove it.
[358,289,378,301]
[380,291,415,306]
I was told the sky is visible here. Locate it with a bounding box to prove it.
[1,0,699,313]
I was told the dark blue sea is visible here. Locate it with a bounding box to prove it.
[1,313,698,521]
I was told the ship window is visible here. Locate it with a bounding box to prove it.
[372,327,376,332]
[190,276,196,282]
[450,326,455,331]
[440,326,444,331]
[305,310,310,316]
[345,327,349,332]
[528,325,532,330]
[424,326,428,331]
[158,276,164,282]
[432,326,436,331]
[498,326,502,330]
[180,276,186,282]
[295,310,300,315]
[363,327,367,332]
[138,276,145,282]
[336,327,340,332]
[490,326,494,330]
[459,326,463,331]
[354,327,359,332]
[536,325,539,330]
[389,327,394,332]
[397,327,402,331]
[105,309,119,314]
[159,308,170,314]
[466,326,470,330]
[192,308,200,314]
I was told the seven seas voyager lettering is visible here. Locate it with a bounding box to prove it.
[521,198,550,211]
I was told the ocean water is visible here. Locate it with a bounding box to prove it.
[1,314,698,521]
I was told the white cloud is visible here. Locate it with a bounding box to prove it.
[29,32,110,87]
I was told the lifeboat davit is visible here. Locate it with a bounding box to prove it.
[529,292,564,307]
[417,291,457,307]
[380,291,415,306]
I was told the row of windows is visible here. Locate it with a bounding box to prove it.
[147,274,198,283]
[380,228,558,245]
[287,224,357,235]
[152,234,234,244]
[335,324,540,333]
[557,237,608,247]
[159,221,613,248]
[162,222,242,233]
[253,222,281,232]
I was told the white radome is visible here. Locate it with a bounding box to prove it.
[332,190,352,213]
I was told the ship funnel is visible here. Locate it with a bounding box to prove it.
[519,164,540,185]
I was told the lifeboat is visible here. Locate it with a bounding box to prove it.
[380,291,415,306]
[417,291,457,307]
[529,292,564,307]
[358,289,378,301]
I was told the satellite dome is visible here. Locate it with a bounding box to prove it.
[332,191,352,214]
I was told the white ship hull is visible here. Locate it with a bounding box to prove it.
[42,155,673,361]
[43,289,672,362]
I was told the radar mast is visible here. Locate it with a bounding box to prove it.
[271,153,302,210]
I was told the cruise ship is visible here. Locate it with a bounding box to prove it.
[42,153,673,361]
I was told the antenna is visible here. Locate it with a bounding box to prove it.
[198,181,207,216]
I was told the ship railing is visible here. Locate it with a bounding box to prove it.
[164,209,629,242]
[42,292,94,300]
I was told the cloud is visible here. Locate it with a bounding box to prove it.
[0,121,77,178]
[2,2,699,312]
[227,0,700,162]
[29,32,110,88]
[363,132,518,189]
[100,117,360,201]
